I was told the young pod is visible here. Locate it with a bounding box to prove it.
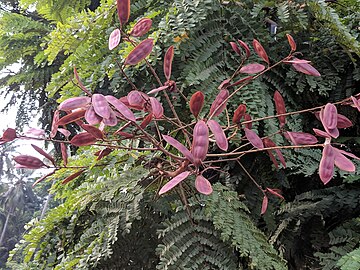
[159,171,190,195]
[351,96,360,111]
[252,39,269,64]
[195,175,213,195]
[2,128,16,142]
[163,135,194,163]
[233,104,246,124]
[243,114,252,129]
[230,42,241,55]
[50,110,60,138]
[116,0,130,26]
[274,91,286,127]
[319,144,335,185]
[237,40,251,58]
[106,95,136,122]
[209,89,229,117]
[81,124,104,139]
[102,110,118,127]
[60,143,68,166]
[140,113,153,129]
[58,97,90,111]
[124,39,154,66]
[244,128,264,149]
[334,149,355,172]
[285,131,318,145]
[85,106,102,125]
[149,97,164,119]
[14,155,46,169]
[189,91,204,118]
[92,94,111,119]
[336,114,352,129]
[31,144,55,166]
[70,132,97,146]
[286,34,296,51]
[62,170,86,184]
[239,63,265,74]
[130,18,152,37]
[207,120,228,151]
[192,120,209,166]
[163,46,174,81]
[319,106,339,138]
[109,29,121,50]
[292,60,321,77]
[57,109,86,126]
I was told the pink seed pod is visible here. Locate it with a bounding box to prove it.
[207,120,228,151]
[292,59,321,77]
[114,131,133,138]
[14,155,46,169]
[81,124,104,139]
[62,169,86,185]
[92,94,111,119]
[159,171,190,195]
[334,149,355,172]
[85,105,102,125]
[2,128,16,142]
[195,175,213,195]
[266,188,284,199]
[350,96,360,111]
[238,40,251,58]
[95,148,113,160]
[140,113,153,129]
[283,59,311,64]
[286,34,296,51]
[60,143,68,166]
[261,195,269,215]
[274,91,286,127]
[239,63,266,74]
[218,79,230,90]
[108,28,121,50]
[102,110,118,126]
[233,104,246,124]
[244,128,264,149]
[58,97,90,111]
[285,131,318,145]
[70,132,97,146]
[336,114,352,129]
[253,39,269,64]
[105,95,136,122]
[130,18,152,37]
[319,105,339,138]
[192,120,209,166]
[209,89,229,117]
[116,0,130,26]
[319,144,335,185]
[313,128,330,138]
[189,91,204,118]
[243,114,252,129]
[31,144,55,166]
[263,138,286,168]
[50,110,60,138]
[230,42,241,55]
[57,109,86,126]
[147,85,169,95]
[162,135,194,163]
[58,128,71,138]
[73,67,91,95]
[128,90,146,108]
[32,170,56,187]
[163,46,174,81]
[124,38,154,66]
[229,76,253,88]
[149,97,164,119]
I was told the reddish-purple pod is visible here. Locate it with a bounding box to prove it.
[334,150,355,172]
[238,40,251,58]
[163,46,174,81]
[319,144,335,185]
[209,89,229,117]
[350,96,360,111]
[60,143,68,166]
[239,63,266,74]
[207,120,228,151]
[62,169,86,184]
[128,90,145,108]
[274,91,286,127]
[244,128,264,149]
[85,105,102,125]
[114,131,133,138]
[336,114,352,129]
[147,85,169,95]
[286,34,296,51]
[95,148,113,161]
[130,18,152,37]
[14,155,46,169]
[229,76,253,88]
[243,114,252,129]
[81,124,104,139]
[105,95,136,122]
[102,110,118,127]
[149,97,164,119]
[192,120,209,166]
[218,79,230,90]
[323,103,338,129]
[31,144,55,166]
[313,128,330,138]
[233,104,246,124]
[92,94,110,119]
[108,29,121,50]
[159,171,190,195]
[230,42,241,55]
[285,131,318,145]
[50,110,60,138]
[32,170,56,187]
[266,188,285,200]
[292,59,321,77]
[189,91,204,118]
[163,135,194,163]
[124,38,154,66]
[263,138,286,168]
[57,109,86,126]
[58,97,90,111]
[253,39,269,64]
[2,128,16,142]
[73,67,91,95]
[116,0,130,26]
[261,195,268,215]
[195,175,213,195]
[70,132,97,146]
[140,113,153,129]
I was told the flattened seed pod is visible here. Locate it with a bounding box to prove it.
[322,103,338,129]
[285,131,318,145]
[85,105,102,125]
[163,135,194,163]
[117,0,130,26]
[159,171,190,195]
[58,97,90,111]
[336,114,352,129]
[274,91,286,127]
[57,109,86,126]
[189,91,204,118]
[238,39,251,58]
[106,95,136,122]
[244,128,264,149]
[81,124,104,139]
[62,170,86,184]
[334,150,355,172]
[149,97,164,119]
[130,18,152,37]
[163,46,174,81]
[209,89,229,117]
[319,144,335,185]
[253,39,269,64]
[207,120,228,151]
[70,132,97,146]
[233,104,246,124]
[125,39,154,66]
[109,29,121,50]
[14,155,46,169]
[2,128,16,142]
[239,63,265,74]
[92,94,111,119]
[195,175,213,195]
[191,120,209,166]
[230,42,241,55]
[31,144,55,166]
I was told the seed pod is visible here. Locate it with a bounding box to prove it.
[233,104,246,124]
[266,188,284,199]
[334,150,355,172]
[243,114,252,129]
[85,105,102,125]
[70,132,97,146]
[147,85,169,95]
[261,195,268,215]
[58,128,71,138]
[285,131,318,145]
[319,144,335,185]
[192,120,209,166]
[163,46,174,81]
[253,39,269,64]
[128,91,145,108]
[244,128,264,149]
[163,135,194,163]
[239,63,266,74]
[95,148,113,160]
[130,18,152,37]
[60,143,68,166]
[103,110,118,127]
[263,138,286,168]
[58,97,90,111]
[286,34,296,51]
[351,96,360,111]
[189,91,204,118]
[313,128,330,138]
[140,113,153,129]
[337,149,360,161]
[238,40,251,58]
[323,103,338,129]
[14,155,46,169]
[149,97,164,119]
[105,95,136,122]
[284,59,311,64]
[57,109,86,126]
[50,110,60,138]
[230,76,253,87]
[2,128,16,142]
[81,124,104,139]
[230,42,241,55]
[92,94,110,119]
[73,67,91,95]
[218,79,230,90]
[274,91,286,127]
[195,175,213,195]
[62,169,86,184]
[31,144,55,166]
[109,28,121,50]
[114,131,133,138]
[207,120,228,151]
[33,170,56,187]
[209,89,229,117]
[159,171,190,195]
[116,0,130,26]
[124,38,154,66]
[292,60,321,76]
[336,114,352,129]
